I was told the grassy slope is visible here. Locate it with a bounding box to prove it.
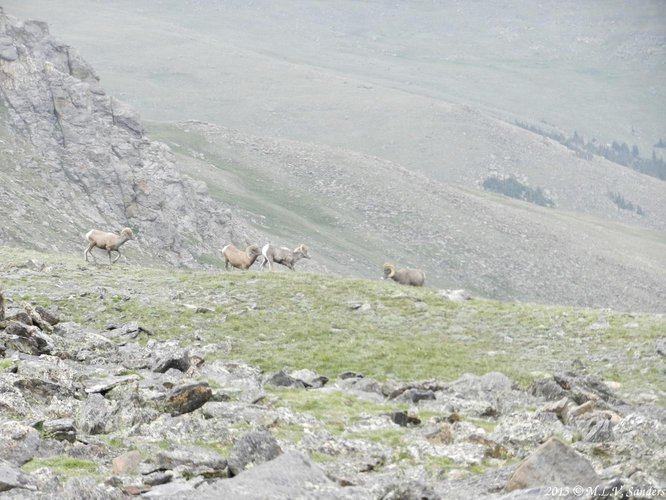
[2,247,663,403]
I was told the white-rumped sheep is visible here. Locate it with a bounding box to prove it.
[260,244,310,271]
[382,263,425,287]
[84,228,134,264]
[222,244,261,271]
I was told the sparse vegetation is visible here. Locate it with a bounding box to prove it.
[482,175,555,208]
[608,192,645,215]
[516,122,666,180]
[1,247,663,400]
[22,457,98,476]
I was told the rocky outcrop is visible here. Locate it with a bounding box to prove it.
[0,291,664,498]
[0,8,255,267]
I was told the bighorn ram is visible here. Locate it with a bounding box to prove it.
[260,244,310,271]
[222,244,261,271]
[84,228,134,264]
[382,263,425,287]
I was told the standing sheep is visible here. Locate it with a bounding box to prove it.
[84,228,134,264]
[260,244,310,271]
[222,244,262,271]
[382,263,425,287]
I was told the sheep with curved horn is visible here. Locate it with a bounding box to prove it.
[382,263,425,287]
[260,244,310,271]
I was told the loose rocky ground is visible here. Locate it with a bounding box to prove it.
[0,248,664,499]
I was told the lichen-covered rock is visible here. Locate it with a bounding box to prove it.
[78,393,113,434]
[0,459,35,493]
[197,451,367,499]
[42,418,76,442]
[111,450,142,475]
[0,422,40,466]
[162,382,212,416]
[228,430,283,476]
[198,360,264,402]
[156,446,227,478]
[148,340,191,374]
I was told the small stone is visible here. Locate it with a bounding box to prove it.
[266,370,306,388]
[540,397,570,422]
[42,419,76,442]
[156,446,226,477]
[569,401,595,419]
[656,337,666,357]
[403,389,436,403]
[112,450,142,475]
[142,471,173,486]
[425,423,454,445]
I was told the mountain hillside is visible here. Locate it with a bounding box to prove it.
[149,120,666,312]
[0,8,664,312]
[4,1,665,211]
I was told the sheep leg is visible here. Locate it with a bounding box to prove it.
[224,259,230,271]
[111,250,123,264]
[84,243,93,262]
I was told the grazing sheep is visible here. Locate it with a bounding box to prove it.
[84,227,134,264]
[382,263,425,287]
[222,244,261,271]
[260,244,310,271]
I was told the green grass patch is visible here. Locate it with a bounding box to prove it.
[1,247,664,403]
[22,457,98,476]
[0,359,15,370]
[269,388,405,435]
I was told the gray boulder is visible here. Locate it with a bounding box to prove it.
[0,422,40,466]
[505,437,600,492]
[156,446,227,478]
[196,451,369,499]
[228,431,283,476]
[0,459,35,493]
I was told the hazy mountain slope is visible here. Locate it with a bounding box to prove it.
[6,0,664,151]
[0,9,255,266]
[149,120,666,312]
[4,0,665,233]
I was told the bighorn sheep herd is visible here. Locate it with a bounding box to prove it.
[219,242,310,272]
[81,229,426,288]
[84,228,134,264]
